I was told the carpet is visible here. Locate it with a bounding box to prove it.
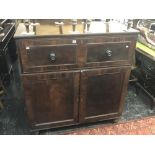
[65,116,155,135]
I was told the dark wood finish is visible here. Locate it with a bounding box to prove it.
[17,38,79,73]
[16,35,137,73]
[86,42,130,63]
[22,71,80,130]
[83,36,137,68]
[15,20,138,132]
[27,44,77,66]
[79,66,131,123]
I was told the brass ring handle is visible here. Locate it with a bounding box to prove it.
[49,52,56,62]
[105,49,112,57]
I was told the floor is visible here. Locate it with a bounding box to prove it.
[66,116,155,135]
[0,60,155,135]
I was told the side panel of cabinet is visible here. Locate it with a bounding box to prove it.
[22,71,80,130]
[79,66,131,123]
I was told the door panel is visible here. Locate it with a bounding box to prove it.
[22,71,80,130]
[79,66,130,123]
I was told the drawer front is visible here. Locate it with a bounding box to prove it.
[17,35,137,73]
[27,44,77,66]
[17,39,78,73]
[87,42,130,63]
[79,35,137,68]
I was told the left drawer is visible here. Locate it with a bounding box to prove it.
[17,39,78,73]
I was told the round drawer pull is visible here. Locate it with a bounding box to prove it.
[49,52,56,62]
[105,49,112,57]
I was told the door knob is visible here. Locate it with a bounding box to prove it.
[49,52,56,62]
[105,49,112,57]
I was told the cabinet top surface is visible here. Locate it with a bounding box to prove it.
[14,19,139,38]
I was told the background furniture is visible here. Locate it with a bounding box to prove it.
[134,42,155,109]
[0,19,17,85]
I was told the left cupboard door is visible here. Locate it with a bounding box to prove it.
[21,71,80,131]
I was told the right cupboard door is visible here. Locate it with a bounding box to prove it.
[79,66,131,123]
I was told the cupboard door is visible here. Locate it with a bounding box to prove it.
[22,71,80,130]
[79,66,130,123]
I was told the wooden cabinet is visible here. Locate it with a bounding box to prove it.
[79,67,130,123]
[15,30,138,131]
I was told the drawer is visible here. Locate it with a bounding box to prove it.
[86,42,130,64]
[17,39,78,73]
[26,44,77,66]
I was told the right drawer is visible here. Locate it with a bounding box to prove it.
[85,41,132,67]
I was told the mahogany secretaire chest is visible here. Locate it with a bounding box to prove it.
[14,20,138,132]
